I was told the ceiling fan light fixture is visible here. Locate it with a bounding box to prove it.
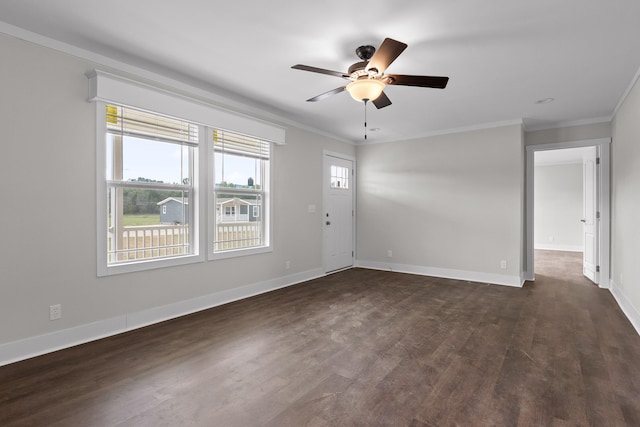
[346,79,385,102]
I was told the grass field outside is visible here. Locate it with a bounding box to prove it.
[122,214,161,226]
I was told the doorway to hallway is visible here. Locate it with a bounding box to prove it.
[525,138,611,287]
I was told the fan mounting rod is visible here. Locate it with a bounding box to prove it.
[355,45,376,61]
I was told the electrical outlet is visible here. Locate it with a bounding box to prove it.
[500,260,507,269]
[285,260,291,270]
[50,304,62,321]
[387,250,393,258]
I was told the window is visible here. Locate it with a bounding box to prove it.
[102,104,198,271]
[330,165,349,189]
[213,129,270,254]
[91,70,284,274]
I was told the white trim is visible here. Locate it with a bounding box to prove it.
[613,64,640,117]
[524,138,611,286]
[0,22,308,142]
[526,138,611,152]
[210,245,273,260]
[524,116,612,132]
[96,102,108,276]
[361,119,525,145]
[87,70,286,145]
[0,268,324,367]
[355,260,524,288]
[323,150,356,161]
[101,254,205,277]
[610,281,640,337]
[534,244,583,252]
[95,102,205,277]
[208,131,273,261]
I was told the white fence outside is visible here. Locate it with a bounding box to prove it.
[107,222,261,263]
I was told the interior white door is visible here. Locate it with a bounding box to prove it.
[323,154,354,273]
[582,146,599,284]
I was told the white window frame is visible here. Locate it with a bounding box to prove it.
[208,128,273,260]
[96,102,205,276]
[89,70,284,274]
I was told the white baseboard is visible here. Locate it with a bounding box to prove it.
[355,260,523,288]
[610,280,640,337]
[0,268,324,367]
[534,244,583,252]
[15,263,630,367]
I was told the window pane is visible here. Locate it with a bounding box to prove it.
[212,128,269,255]
[330,165,349,189]
[214,193,263,251]
[107,187,190,264]
[215,152,262,188]
[107,134,192,184]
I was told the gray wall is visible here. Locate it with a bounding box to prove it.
[356,124,524,284]
[0,34,354,351]
[611,75,640,329]
[2,30,638,360]
[534,163,583,251]
[525,122,612,146]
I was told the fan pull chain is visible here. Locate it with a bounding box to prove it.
[364,99,368,140]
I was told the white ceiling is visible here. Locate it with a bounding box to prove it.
[2,0,640,144]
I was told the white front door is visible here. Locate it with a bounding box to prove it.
[323,153,354,273]
[582,146,599,284]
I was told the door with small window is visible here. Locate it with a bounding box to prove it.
[323,153,354,272]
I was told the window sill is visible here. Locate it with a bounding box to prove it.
[209,245,272,261]
[98,253,204,277]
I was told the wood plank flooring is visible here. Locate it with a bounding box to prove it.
[1,250,639,426]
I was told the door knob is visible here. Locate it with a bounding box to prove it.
[580,219,586,223]
[326,221,331,225]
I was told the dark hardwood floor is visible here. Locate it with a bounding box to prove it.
[1,251,639,426]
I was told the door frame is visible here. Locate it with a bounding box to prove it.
[524,138,611,288]
[322,150,356,273]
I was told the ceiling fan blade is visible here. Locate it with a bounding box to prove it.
[386,74,449,89]
[292,64,349,79]
[306,86,347,102]
[372,91,392,109]
[366,38,408,74]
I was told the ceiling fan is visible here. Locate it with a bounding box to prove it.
[292,38,449,109]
